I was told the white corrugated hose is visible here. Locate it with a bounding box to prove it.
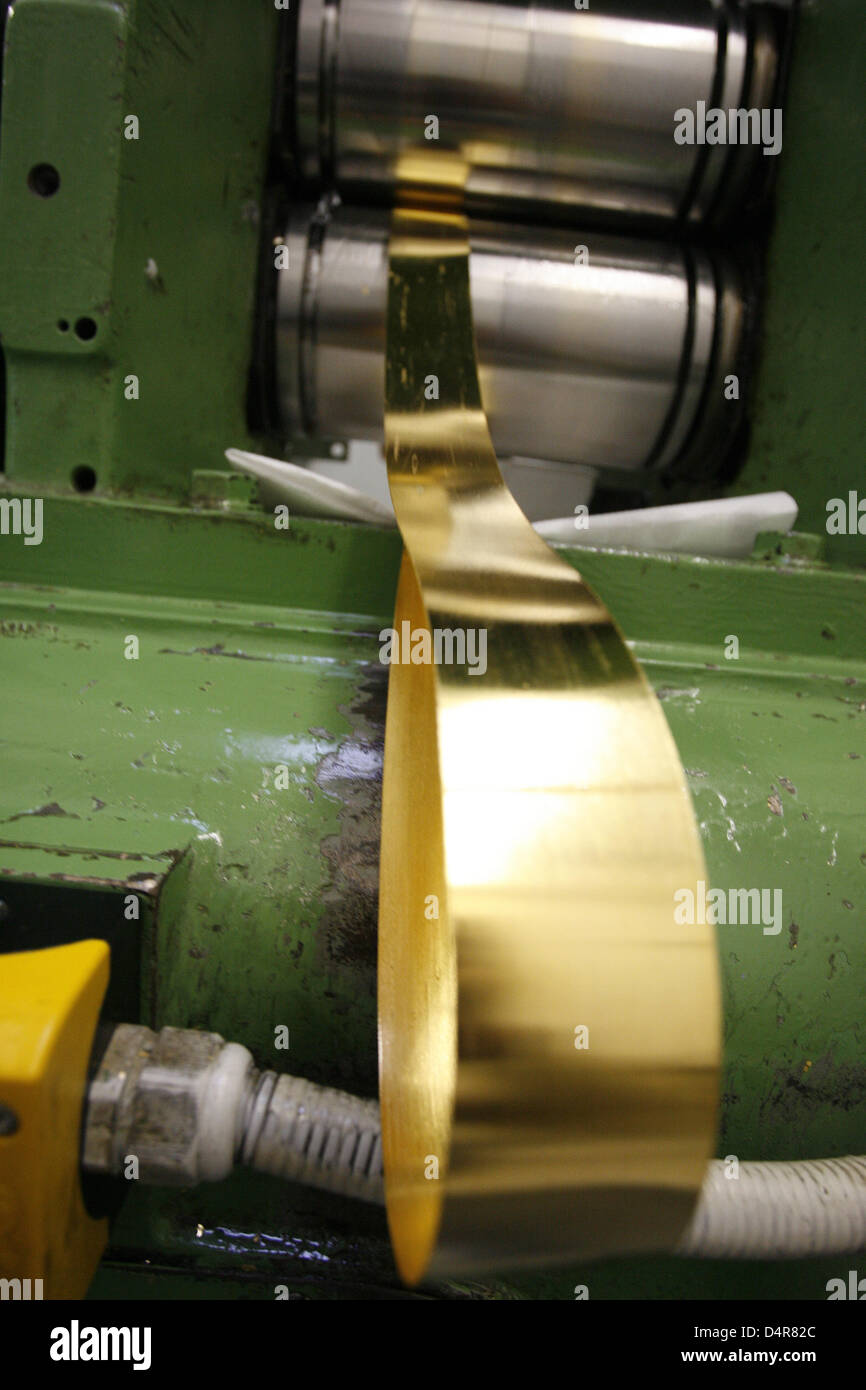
[677,1156,866,1258]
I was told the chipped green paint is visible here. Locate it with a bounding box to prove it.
[0,534,385,1093]
[0,492,864,1298]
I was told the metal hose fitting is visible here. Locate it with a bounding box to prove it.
[83,1023,383,1203]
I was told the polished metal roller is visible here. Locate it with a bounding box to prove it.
[295,0,778,224]
[276,200,743,477]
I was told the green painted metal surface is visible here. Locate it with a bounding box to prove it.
[0,514,386,1095]
[733,0,866,569]
[0,496,863,1297]
[0,0,276,498]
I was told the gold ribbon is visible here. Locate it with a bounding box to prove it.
[379,205,720,1283]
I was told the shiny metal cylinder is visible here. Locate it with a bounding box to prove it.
[276,200,742,476]
[295,0,778,224]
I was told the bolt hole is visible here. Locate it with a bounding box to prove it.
[74,316,98,342]
[27,163,60,197]
[57,319,69,333]
[72,466,97,493]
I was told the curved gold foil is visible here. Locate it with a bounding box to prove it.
[379,205,720,1283]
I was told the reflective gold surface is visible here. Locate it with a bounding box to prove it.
[379,206,721,1283]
